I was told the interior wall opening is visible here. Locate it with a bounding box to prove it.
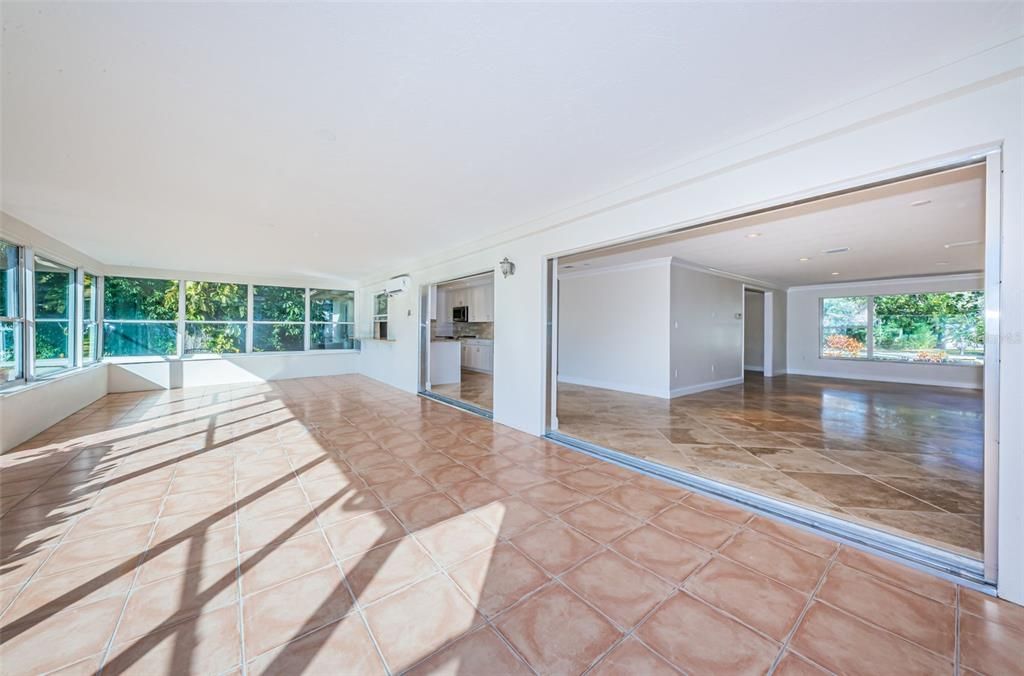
[420,271,495,415]
[546,156,999,583]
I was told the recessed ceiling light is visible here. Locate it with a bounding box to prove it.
[822,247,849,255]
[831,272,840,276]
[746,233,762,239]
[944,240,982,249]
[911,199,932,207]
[799,257,811,262]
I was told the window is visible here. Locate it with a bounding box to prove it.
[0,240,23,384]
[373,293,389,340]
[103,276,178,356]
[873,292,984,365]
[821,296,868,359]
[252,285,305,352]
[34,257,75,377]
[309,289,355,350]
[184,281,247,354]
[82,273,98,364]
[820,291,984,365]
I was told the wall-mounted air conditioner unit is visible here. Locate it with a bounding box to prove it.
[385,275,411,295]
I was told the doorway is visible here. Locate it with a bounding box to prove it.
[544,153,1001,586]
[419,271,495,416]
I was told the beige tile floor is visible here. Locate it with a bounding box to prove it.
[431,369,493,411]
[557,373,984,557]
[1,374,1019,675]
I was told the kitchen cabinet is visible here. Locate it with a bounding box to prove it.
[461,339,493,373]
[435,287,448,323]
[468,283,494,322]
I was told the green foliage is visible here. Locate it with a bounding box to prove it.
[253,285,305,322]
[185,281,247,321]
[253,286,305,352]
[873,292,984,356]
[102,276,178,356]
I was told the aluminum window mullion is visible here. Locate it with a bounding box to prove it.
[176,280,186,358]
[23,248,36,381]
[96,275,104,359]
[246,285,254,353]
[866,295,875,360]
[303,288,310,351]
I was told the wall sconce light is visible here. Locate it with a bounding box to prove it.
[499,257,516,278]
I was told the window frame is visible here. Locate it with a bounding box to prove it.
[373,292,389,340]
[250,284,308,354]
[32,255,77,379]
[818,291,984,367]
[0,240,26,388]
[308,288,357,351]
[80,271,100,365]
[182,280,250,356]
[101,275,180,359]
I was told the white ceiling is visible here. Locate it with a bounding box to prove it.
[1,3,1018,282]
[562,163,986,288]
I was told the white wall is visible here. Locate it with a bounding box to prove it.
[356,43,1023,602]
[772,290,788,375]
[557,261,670,397]
[744,290,765,370]
[670,262,745,395]
[786,273,984,389]
[0,365,108,450]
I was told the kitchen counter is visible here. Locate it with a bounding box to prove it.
[429,340,461,385]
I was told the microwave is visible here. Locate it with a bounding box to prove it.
[452,306,469,322]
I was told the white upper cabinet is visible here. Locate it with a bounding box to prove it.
[440,277,494,323]
[468,282,494,322]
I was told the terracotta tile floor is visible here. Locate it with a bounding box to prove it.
[557,373,984,557]
[431,369,493,411]
[1,374,1019,675]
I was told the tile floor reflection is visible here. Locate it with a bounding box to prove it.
[1,374,1017,675]
[557,372,984,557]
[432,369,493,411]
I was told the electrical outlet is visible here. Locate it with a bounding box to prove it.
[674,369,678,378]
[711,364,716,373]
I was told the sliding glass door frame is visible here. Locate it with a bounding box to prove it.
[543,147,1003,589]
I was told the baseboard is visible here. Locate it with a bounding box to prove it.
[784,368,982,390]
[670,376,744,398]
[744,365,764,372]
[557,375,668,398]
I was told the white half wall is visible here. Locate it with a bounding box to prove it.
[744,290,765,370]
[106,352,361,392]
[786,273,984,389]
[670,262,745,395]
[0,364,108,451]
[557,261,671,397]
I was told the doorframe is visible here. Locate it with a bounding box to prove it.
[417,269,497,418]
[542,147,1002,588]
[741,286,771,378]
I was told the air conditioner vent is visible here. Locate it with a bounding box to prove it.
[821,247,850,255]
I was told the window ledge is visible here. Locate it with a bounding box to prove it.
[819,355,983,368]
[0,362,106,398]
[103,349,360,365]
